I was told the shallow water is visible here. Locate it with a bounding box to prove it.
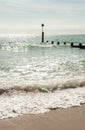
[0,34,85,119]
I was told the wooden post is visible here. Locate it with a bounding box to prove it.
[51,41,54,44]
[64,42,66,45]
[71,42,73,47]
[57,41,60,45]
[79,43,82,48]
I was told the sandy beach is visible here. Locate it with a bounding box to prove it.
[0,104,85,130]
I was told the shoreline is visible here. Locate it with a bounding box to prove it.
[0,104,85,130]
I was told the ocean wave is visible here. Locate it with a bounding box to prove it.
[0,43,57,51]
[0,86,85,119]
[0,79,85,95]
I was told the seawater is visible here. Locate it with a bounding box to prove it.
[0,34,85,119]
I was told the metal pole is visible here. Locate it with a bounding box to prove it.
[41,24,44,43]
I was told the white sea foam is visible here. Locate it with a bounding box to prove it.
[0,87,85,119]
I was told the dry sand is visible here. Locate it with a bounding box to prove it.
[0,104,85,130]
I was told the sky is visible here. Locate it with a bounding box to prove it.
[0,0,85,35]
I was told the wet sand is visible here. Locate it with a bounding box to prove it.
[0,104,85,130]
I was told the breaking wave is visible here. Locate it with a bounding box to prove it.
[0,43,57,51]
[0,79,85,95]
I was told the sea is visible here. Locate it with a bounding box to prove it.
[0,34,85,119]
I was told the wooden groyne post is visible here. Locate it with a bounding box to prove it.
[64,42,66,45]
[51,41,54,44]
[71,42,74,47]
[57,41,60,45]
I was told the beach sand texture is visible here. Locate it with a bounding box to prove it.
[0,104,85,130]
